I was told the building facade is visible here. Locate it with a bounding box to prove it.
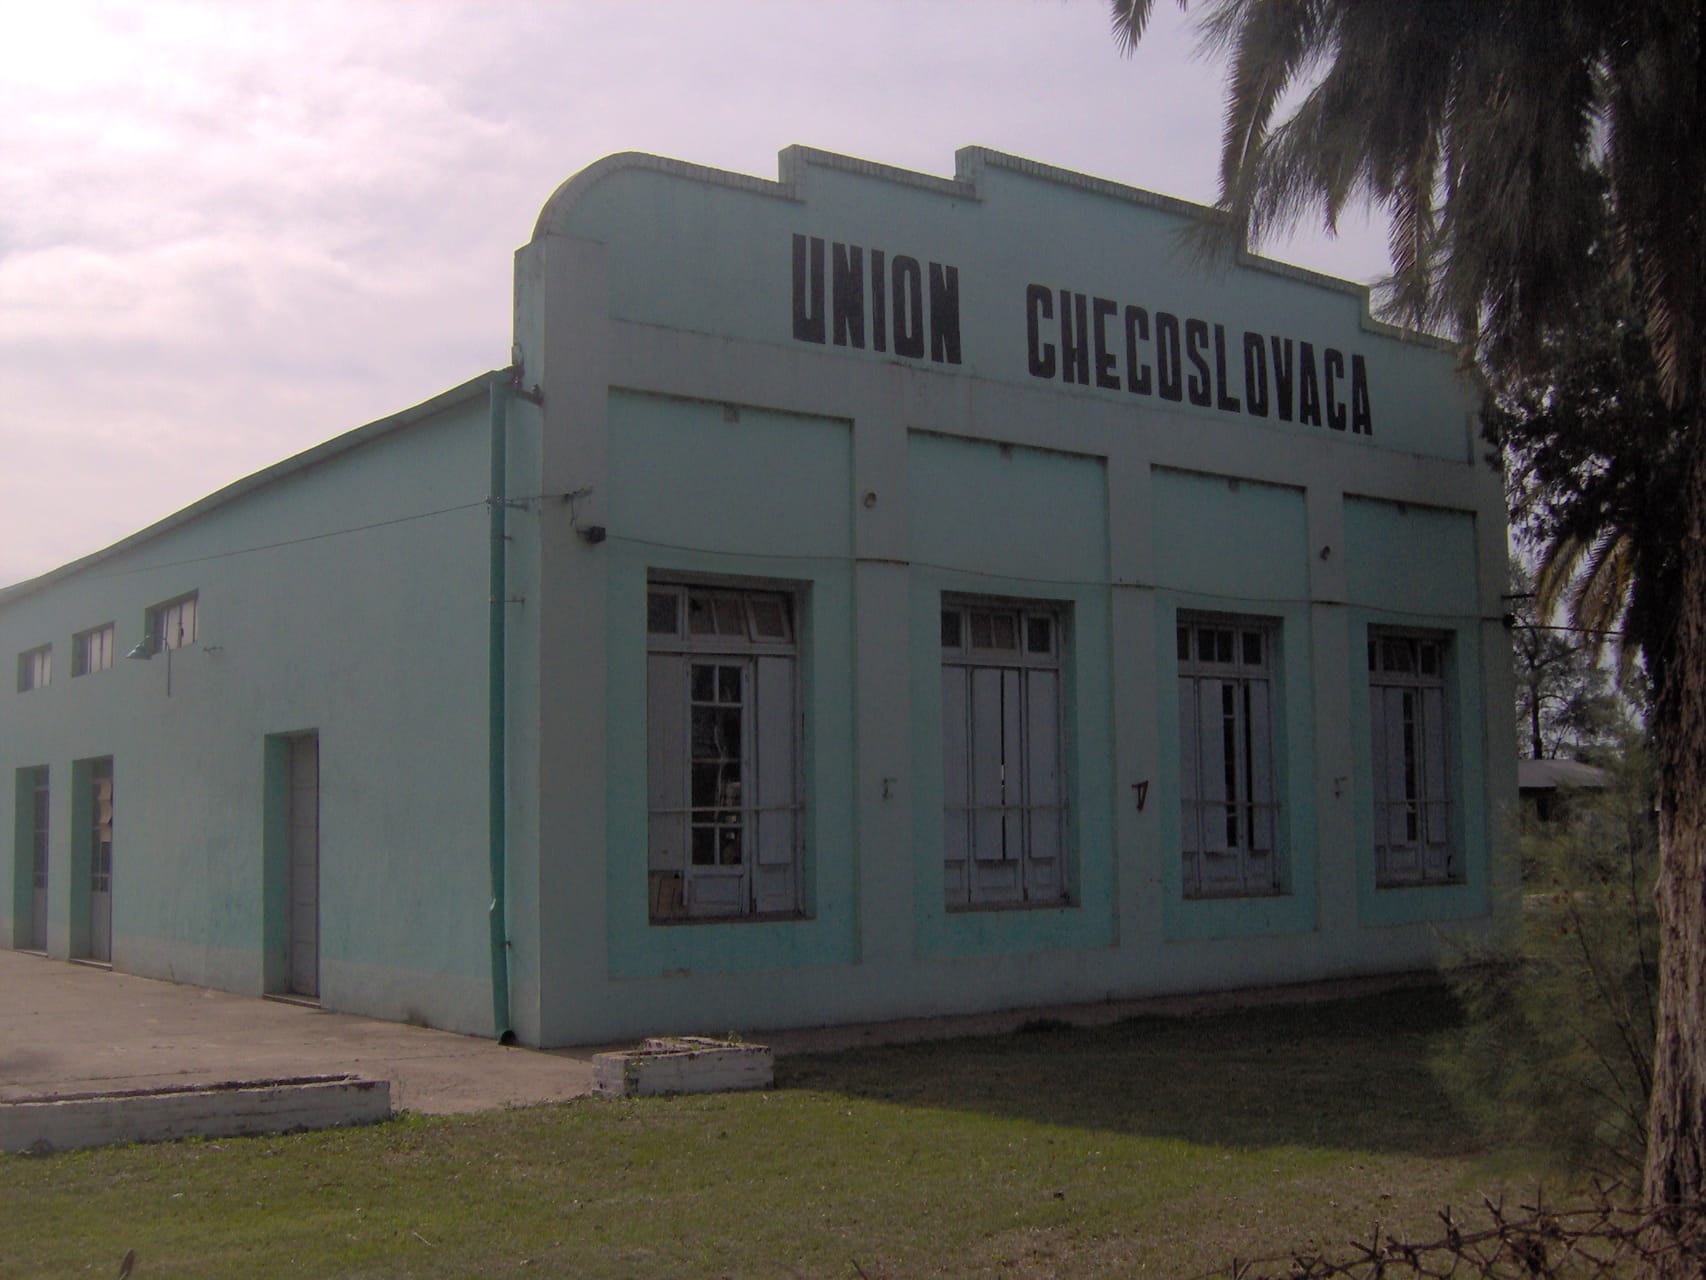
[1,147,1515,1046]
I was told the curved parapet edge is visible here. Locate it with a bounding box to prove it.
[531,151,799,242]
[533,144,1456,352]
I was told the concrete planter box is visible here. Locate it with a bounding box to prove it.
[593,1037,773,1098]
[0,1074,391,1154]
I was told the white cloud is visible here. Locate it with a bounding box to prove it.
[0,0,1395,587]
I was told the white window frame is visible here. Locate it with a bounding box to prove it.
[1369,630,1458,886]
[1177,613,1282,898]
[147,593,198,653]
[72,624,115,677]
[940,597,1070,910]
[645,580,804,922]
[16,645,51,692]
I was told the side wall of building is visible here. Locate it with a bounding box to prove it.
[0,389,500,1035]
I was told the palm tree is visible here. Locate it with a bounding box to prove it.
[1491,255,1687,694]
[1110,0,1705,1267]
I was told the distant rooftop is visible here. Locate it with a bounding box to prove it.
[1517,759,1612,792]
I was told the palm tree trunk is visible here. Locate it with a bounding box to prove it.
[1643,412,1706,1275]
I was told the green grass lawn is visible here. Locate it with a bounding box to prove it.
[1,986,1544,1279]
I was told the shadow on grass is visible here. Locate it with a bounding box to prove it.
[775,985,1475,1158]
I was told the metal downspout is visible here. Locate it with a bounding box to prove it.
[488,371,515,1045]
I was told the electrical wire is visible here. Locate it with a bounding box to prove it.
[605,531,1511,628]
[80,500,488,582]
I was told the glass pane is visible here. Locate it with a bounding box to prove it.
[1420,643,1439,675]
[1026,616,1053,656]
[1214,629,1234,664]
[691,826,716,865]
[941,609,962,650]
[715,595,745,636]
[718,664,742,703]
[969,611,993,649]
[718,826,744,866]
[748,597,788,640]
[716,708,742,758]
[1177,626,1191,661]
[647,591,679,636]
[989,612,1017,650]
[687,593,715,634]
[691,763,722,808]
[1368,639,1378,671]
[691,705,718,755]
[1243,631,1262,666]
[691,664,714,702]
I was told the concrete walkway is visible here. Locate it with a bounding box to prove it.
[1,950,1438,1116]
[0,951,597,1115]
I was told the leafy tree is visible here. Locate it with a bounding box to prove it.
[1485,247,1688,698]
[1508,556,1626,761]
[1444,740,1658,1184]
[1110,1,1704,1264]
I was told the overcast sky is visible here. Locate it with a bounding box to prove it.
[0,0,1394,587]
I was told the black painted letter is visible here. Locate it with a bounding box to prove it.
[832,243,864,349]
[1269,337,1295,421]
[1124,306,1152,395]
[1184,318,1212,407]
[1026,284,1056,379]
[792,234,825,344]
[1092,297,1120,390]
[1324,348,1347,430]
[929,263,962,364]
[870,251,887,352]
[1242,332,1269,417]
[1351,354,1373,434]
[892,255,925,358]
[1059,291,1090,384]
[1297,342,1322,427]
[1155,312,1183,401]
[1213,323,1242,413]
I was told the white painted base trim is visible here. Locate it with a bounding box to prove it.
[593,1037,772,1097]
[0,1075,391,1153]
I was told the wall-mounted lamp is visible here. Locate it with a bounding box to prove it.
[578,525,607,545]
[127,637,175,695]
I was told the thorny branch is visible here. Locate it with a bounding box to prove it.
[1207,1190,1705,1279]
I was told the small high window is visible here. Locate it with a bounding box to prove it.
[16,645,51,692]
[147,593,198,653]
[72,625,115,677]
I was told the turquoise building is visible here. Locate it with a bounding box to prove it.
[0,148,1515,1046]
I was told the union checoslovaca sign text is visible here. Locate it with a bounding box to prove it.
[790,232,1375,436]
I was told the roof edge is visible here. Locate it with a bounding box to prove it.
[957,147,1456,352]
[530,143,1455,353]
[0,372,494,608]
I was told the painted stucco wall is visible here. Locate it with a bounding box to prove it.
[2,145,1515,1050]
[511,146,1516,1045]
[0,383,499,1034]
